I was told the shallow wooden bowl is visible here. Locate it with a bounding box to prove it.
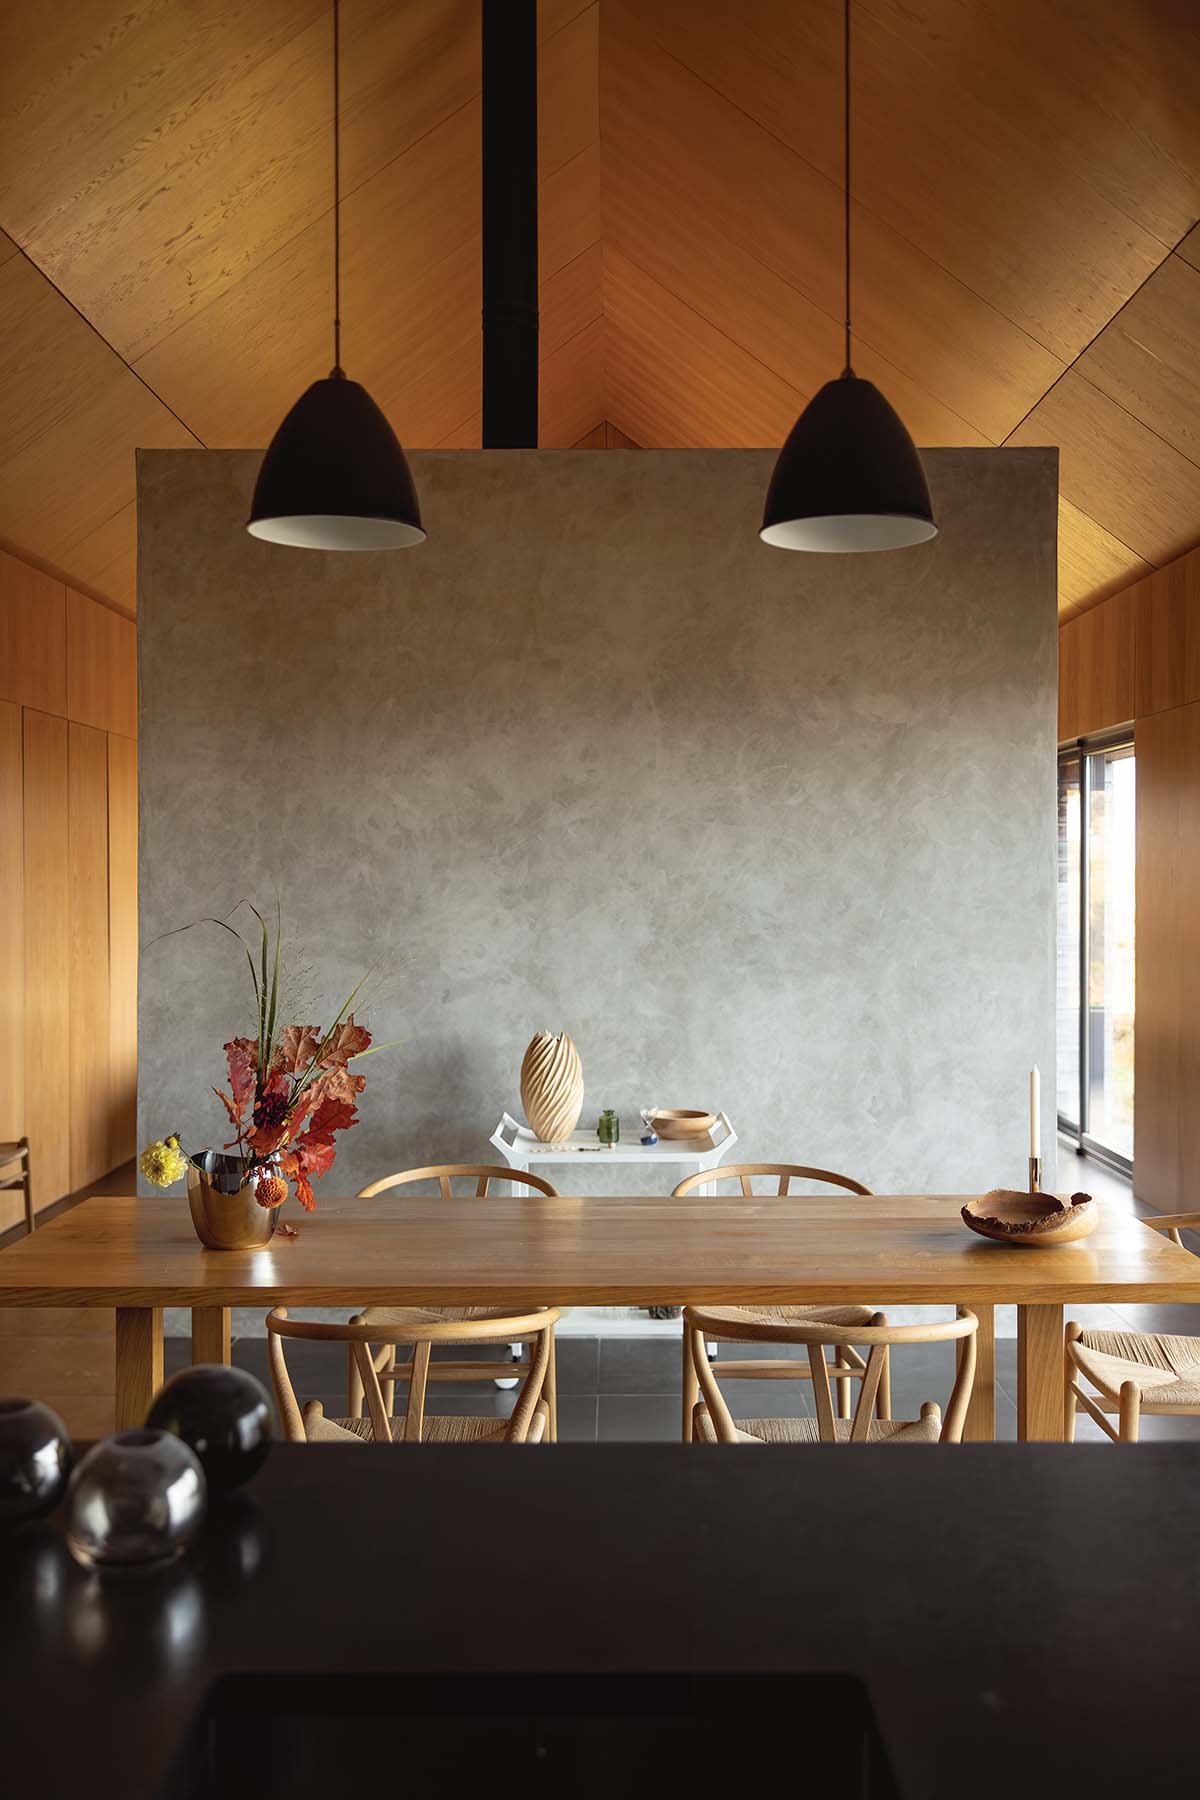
[961,1190,1097,1247]
[649,1109,718,1140]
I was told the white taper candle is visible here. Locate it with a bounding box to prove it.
[1029,1065,1041,1160]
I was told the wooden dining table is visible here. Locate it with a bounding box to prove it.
[2,1190,1198,1438]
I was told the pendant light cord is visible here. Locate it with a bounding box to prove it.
[332,0,343,376]
[843,0,853,376]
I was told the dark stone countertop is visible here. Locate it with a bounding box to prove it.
[2,1443,1195,1797]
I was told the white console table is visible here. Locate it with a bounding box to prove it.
[490,1111,738,1180]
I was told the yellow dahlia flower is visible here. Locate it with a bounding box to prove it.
[140,1136,189,1188]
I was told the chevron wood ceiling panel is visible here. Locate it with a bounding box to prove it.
[0,0,598,608]
[1008,371,1200,571]
[1,0,1198,621]
[0,232,197,616]
[600,0,1200,619]
[1076,252,1200,468]
[1056,498,1153,625]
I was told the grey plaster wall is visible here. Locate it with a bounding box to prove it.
[137,447,1058,1200]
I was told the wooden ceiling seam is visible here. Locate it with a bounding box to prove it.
[1,231,207,449]
[634,18,1140,382]
[1001,218,1200,452]
[1,1,1197,619]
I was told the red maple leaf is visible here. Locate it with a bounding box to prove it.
[296,1137,338,1179]
[307,1097,358,1140]
[277,1024,320,1073]
[213,1087,243,1134]
[300,1066,366,1121]
[294,1170,316,1212]
[223,1038,259,1113]
[317,1015,371,1069]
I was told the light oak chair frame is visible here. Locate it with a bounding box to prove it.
[1066,1212,1200,1444]
[353,1164,561,1438]
[266,1305,559,1444]
[684,1305,979,1445]
[672,1163,885,1439]
[0,1137,33,1235]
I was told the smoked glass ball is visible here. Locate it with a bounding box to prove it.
[65,1430,206,1571]
[146,1365,273,1493]
[0,1398,72,1523]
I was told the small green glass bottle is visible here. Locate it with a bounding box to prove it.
[597,1109,620,1146]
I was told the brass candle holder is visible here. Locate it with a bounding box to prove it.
[1028,1154,1043,1194]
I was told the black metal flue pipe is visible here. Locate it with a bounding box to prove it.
[481,0,539,448]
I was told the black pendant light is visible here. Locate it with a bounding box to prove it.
[761,0,936,553]
[247,0,424,551]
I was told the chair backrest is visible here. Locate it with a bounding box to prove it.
[684,1304,978,1444]
[0,1137,33,1234]
[1144,1213,1200,1250]
[356,1163,559,1200]
[265,1305,559,1444]
[673,1162,872,1199]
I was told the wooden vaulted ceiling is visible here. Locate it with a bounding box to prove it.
[0,0,1198,621]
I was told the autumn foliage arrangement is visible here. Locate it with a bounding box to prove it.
[140,903,385,1216]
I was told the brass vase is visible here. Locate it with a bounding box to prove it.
[186,1153,280,1251]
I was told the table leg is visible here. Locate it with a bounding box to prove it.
[961,1303,995,1442]
[115,1307,164,1429]
[192,1306,231,1366]
[1017,1303,1064,1441]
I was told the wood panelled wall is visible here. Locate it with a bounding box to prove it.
[1058,543,1200,1212]
[0,547,137,1232]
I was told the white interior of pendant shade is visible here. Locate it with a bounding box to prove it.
[760,513,939,553]
[247,514,427,551]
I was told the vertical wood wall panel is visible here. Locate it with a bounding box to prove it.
[1135,544,1200,719]
[107,732,138,1169]
[1134,701,1200,1210]
[22,708,70,1212]
[68,721,111,1192]
[0,550,66,715]
[1057,584,1137,741]
[66,589,137,739]
[0,701,23,1232]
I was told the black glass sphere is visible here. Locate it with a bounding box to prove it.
[0,1397,73,1523]
[145,1365,273,1494]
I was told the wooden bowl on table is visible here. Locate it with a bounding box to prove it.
[961,1190,1097,1247]
[648,1109,717,1141]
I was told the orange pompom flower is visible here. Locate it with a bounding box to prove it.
[254,1170,289,1210]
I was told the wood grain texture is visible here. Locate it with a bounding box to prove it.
[21,709,70,1214]
[0,1302,115,1436]
[1008,371,1200,570]
[68,722,110,1194]
[1134,701,1200,1215]
[1016,1303,1065,1442]
[3,1192,1198,1310]
[115,1305,163,1429]
[66,589,136,738]
[604,422,640,450]
[0,703,23,1229]
[1057,498,1151,622]
[0,549,67,714]
[1135,544,1200,720]
[0,239,197,618]
[106,732,138,1171]
[191,1306,231,1366]
[1078,252,1200,468]
[1057,584,1137,741]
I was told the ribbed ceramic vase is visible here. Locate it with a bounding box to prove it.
[520,1032,584,1144]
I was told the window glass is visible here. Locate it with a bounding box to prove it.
[1086,743,1135,1161]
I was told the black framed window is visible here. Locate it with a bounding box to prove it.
[1057,732,1135,1170]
